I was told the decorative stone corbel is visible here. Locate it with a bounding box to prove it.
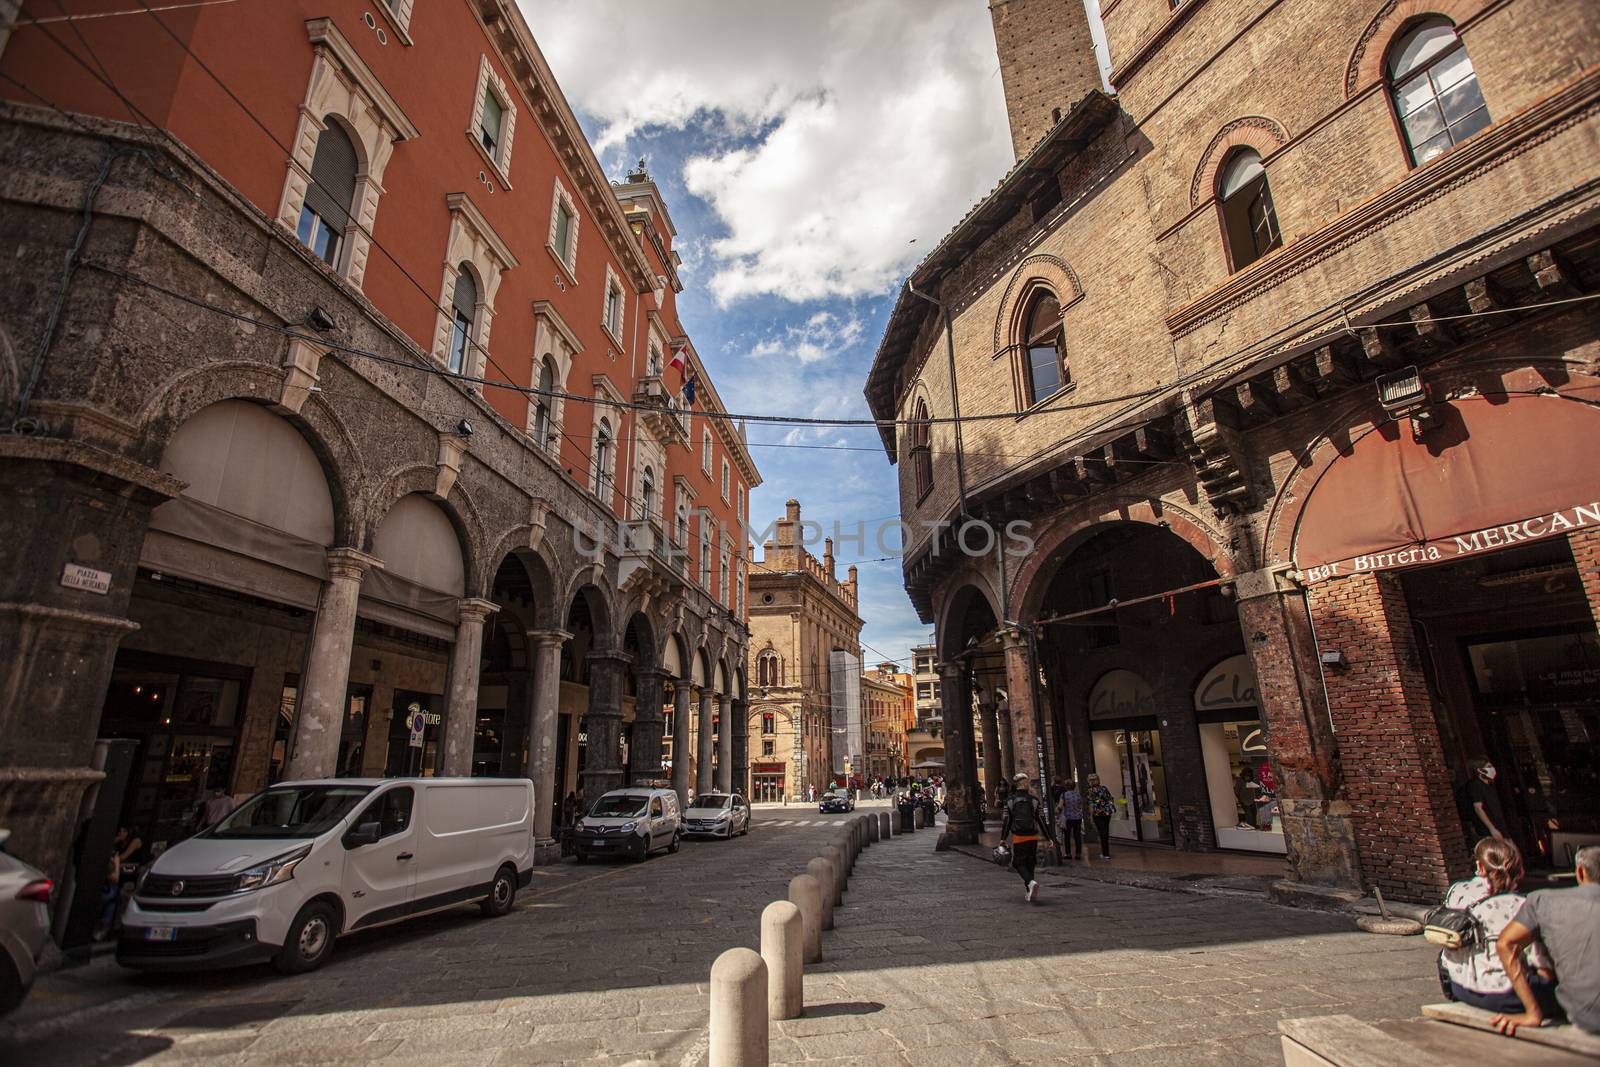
[280,338,324,414]
[1180,390,1254,513]
[527,497,550,552]
[436,433,467,499]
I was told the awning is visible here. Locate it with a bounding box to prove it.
[1295,393,1600,583]
[911,759,946,770]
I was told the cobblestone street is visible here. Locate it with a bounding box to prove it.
[0,803,1442,1066]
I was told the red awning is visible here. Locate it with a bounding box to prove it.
[1294,393,1600,582]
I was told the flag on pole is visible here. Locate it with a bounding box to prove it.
[668,341,687,376]
[683,373,698,408]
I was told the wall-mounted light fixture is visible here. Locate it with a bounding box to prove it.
[1319,649,1348,669]
[1376,365,1436,441]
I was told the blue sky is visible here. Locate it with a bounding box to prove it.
[520,0,1015,671]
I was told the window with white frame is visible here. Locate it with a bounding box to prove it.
[699,524,712,589]
[639,465,656,523]
[648,340,663,378]
[719,545,730,606]
[469,56,517,182]
[736,560,745,618]
[602,265,625,343]
[446,265,477,374]
[532,356,556,451]
[592,416,614,498]
[721,459,730,502]
[431,195,515,380]
[701,427,712,473]
[296,119,357,267]
[675,498,689,546]
[548,179,579,278]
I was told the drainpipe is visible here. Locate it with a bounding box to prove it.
[906,280,967,521]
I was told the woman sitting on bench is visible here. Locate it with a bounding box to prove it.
[1438,838,1559,1015]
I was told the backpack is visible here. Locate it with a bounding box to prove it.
[1006,793,1039,836]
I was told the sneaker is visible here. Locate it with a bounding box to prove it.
[1027,880,1039,902]
[1100,853,1111,860]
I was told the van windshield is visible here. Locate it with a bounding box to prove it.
[589,795,649,818]
[207,786,372,839]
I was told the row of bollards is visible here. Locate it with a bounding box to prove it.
[710,810,887,1066]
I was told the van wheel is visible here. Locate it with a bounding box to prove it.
[668,832,681,854]
[481,865,517,918]
[273,901,337,975]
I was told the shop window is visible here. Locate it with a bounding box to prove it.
[1387,17,1490,167]
[446,265,477,374]
[1217,149,1282,272]
[296,119,357,267]
[1021,289,1068,406]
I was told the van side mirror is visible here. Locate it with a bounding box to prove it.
[344,821,381,849]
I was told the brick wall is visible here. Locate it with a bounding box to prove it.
[989,0,1103,159]
[1569,529,1600,631]
[1309,572,1468,900]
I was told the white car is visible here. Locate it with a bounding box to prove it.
[0,831,53,1016]
[682,793,751,839]
[573,788,680,862]
[117,778,534,974]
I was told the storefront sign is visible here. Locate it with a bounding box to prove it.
[1302,500,1600,584]
[60,562,111,594]
[1194,654,1257,711]
[1088,670,1156,721]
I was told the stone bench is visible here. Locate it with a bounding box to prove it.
[1280,1007,1599,1066]
[1421,1001,1600,1059]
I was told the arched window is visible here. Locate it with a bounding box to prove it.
[910,398,933,500]
[676,499,689,547]
[1387,17,1489,166]
[533,356,555,450]
[699,526,712,589]
[297,119,357,266]
[1022,290,1067,405]
[447,266,477,374]
[593,417,612,495]
[758,652,777,688]
[1218,149,1282,272]
[640,465,655,522]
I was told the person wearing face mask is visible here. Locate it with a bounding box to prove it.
[1466,759,1509,843]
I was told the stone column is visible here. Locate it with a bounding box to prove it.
[939,662,981,842]
[440,598,498,776]
[977,686,1003,814]
[998,702,1017,784]
[582,650,629,800]
[671,680,692,807]
[526,629,570,853]
[631,667,667,785]
[286,548,381,781]
[732,698,749,798]
[696,686,715,796]
[716,695,734,793]
[1000,628,1041,787]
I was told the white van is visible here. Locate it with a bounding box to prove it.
[572,787,681,862]
[117,777,533,974]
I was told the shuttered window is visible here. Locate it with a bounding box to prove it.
[447,267,477,374]
[296,120,358,267]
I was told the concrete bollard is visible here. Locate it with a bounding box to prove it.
[806,857,836,930]
[821,844,846,903]
[709,947,768,1067]
[761,900,804,1021]
[880,811,892,838]
[914,805,925,829]
[867,814,879,843]
[788,873,823,963]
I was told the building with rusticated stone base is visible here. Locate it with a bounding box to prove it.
[0,1,757,883]
[866,0,1600,901]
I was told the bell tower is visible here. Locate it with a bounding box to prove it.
[989,0,1103,160]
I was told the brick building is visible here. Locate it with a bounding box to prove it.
[866,0,1600,900]
[0,0,758,880]
[861,663,914,781]
[746,501,863,800]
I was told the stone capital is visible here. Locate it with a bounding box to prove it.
[936,660,965,682]
[326,547,383,582]
[456,597,499,624]
[530,628,571,649]
[998,625,1031,651]
[1230,564,1300,602]
[587,649,633,669]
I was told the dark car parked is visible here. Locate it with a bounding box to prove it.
[819,789,854,814]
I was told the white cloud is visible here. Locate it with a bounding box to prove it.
[746,310,863,365]
[520,0,1013,305]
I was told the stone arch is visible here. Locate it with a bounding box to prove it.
[623,611,659,671]
[1189,117,1291,208]
[663,631,692,681]
[936,580,1004,663]
[1345,0,1482,97]
[365,462,487,596]
[1263,363,1600,568]
[135,365,364,544]
[561,573,615,647]
[693,645,712,688]
[1008,496,1240,626]
[484,543,561,630]
[991,253,1084,356]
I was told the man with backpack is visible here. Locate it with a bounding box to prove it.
[1001,772,1048,902]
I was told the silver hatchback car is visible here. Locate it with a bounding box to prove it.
[682,793,751,839]
[0,830,53,1016]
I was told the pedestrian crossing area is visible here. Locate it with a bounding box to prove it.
[753,817,854,828]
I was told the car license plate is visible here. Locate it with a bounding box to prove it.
[592,840,607,848]
[145,927,176,942]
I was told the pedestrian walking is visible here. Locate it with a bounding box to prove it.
[1002,773,1046,902]
[1057,777,1084,860]
[1086,774,1116,860]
